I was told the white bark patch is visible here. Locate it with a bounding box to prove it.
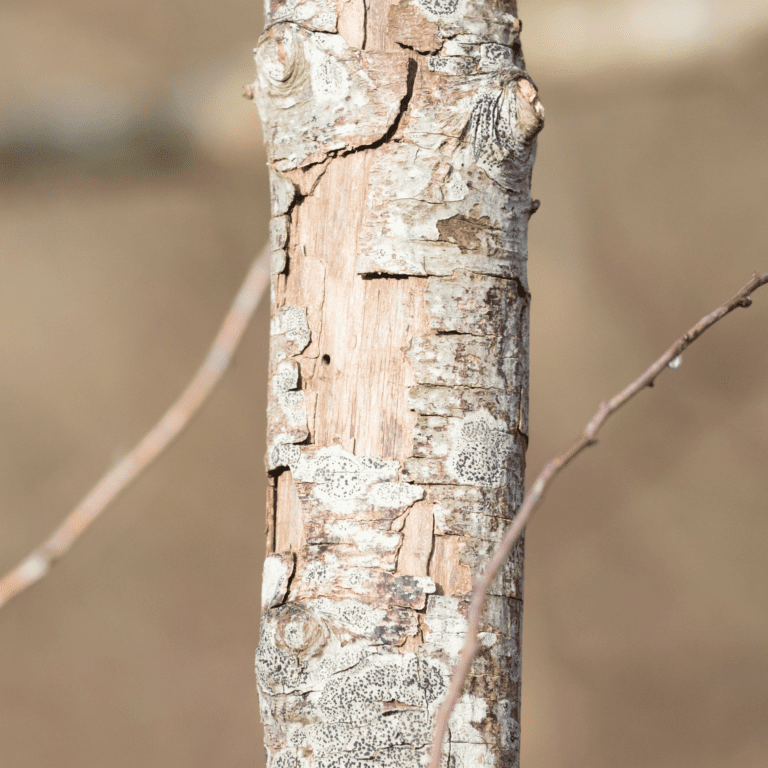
[449,743,495,768]
[268,166,296,216]
[267,307,311,469]
[415,0,520,47]
[303,543,396,572]
[458,535,523,598]
[268,442,302,471]
[291,445,398,489]
[270,215,290,275]
[422,594,469,663]
[256,604,368,697]
[306,597,418,645]
[369,481,425,508]
[265,0,341,33]
[294,558,435,609]
[425,272,523,338]
[303,652,446,768]
[271,248,287,275]
[286,446,424,521]
[427,485,525,596]
[271,306,311,358]
[325,519,402,550]
[408,334,513,390]
[422,595,522,685]
[262,552,295,609]
[408,384,521,426]
[411,410,516,487]
[426,484,518,520]
[270,214,290,251]
[268,359,309,448]
[357,67,541,281]
[449,693,488,743]
[254,24,410,173]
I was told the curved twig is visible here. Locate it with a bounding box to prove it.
[427,270,768,768]
[0,247,271,610]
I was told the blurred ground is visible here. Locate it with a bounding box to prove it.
[0,1,767,767]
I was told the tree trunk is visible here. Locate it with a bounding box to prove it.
[252,0,542,765]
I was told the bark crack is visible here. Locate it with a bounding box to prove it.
[341,57,417,156]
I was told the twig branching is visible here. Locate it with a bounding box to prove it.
[0,247,271,610]
[427,270,768,768]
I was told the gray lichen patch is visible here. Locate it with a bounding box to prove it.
[254,24,410,173]
[408,334,513,390]
[304,518,402,552]
[426,484,521,521]
[356,62,541,282]
[291,446,398,491]
[285,447,426,526]
[302,543,399,573]
[425,41,523,77]
[462,77,542,192]
[404,0,521,51]
[411,410,522,488]
[422,594,522,677]
[269,443,302,472]
[268,359,310,448]
[369,481,425,510]
[293,653,446,768]
[425,272,524,337]
[265,0,341,33]
[356,140,531,280]
[459,534,524,597]
[308,597,419,645]
[293,559,435,609]
[272,306,311,359]
[267,308,311,470]
[408,384,522,426]
[432,504,505,541]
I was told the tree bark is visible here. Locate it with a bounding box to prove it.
[252,1,542,766]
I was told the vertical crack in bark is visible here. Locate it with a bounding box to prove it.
[342,56,417,157]
[361,0,368,51]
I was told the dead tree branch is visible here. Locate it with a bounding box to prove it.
[428,269,768,768]
[0,247,271,610]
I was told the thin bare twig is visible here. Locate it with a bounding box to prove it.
[0,247,271,610]
[428,270,768,768]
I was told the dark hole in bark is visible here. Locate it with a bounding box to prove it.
[321,354,331,365]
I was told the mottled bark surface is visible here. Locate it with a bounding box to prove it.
[252,0,542,766]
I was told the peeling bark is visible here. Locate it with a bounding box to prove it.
[252,0,541,766]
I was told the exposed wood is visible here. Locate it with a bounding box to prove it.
[253,0,542,766]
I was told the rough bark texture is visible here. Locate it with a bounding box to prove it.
[252,1,542,766]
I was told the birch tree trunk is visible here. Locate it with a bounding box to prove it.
[252,0,543,765]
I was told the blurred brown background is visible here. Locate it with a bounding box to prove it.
[1,1,766,766]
